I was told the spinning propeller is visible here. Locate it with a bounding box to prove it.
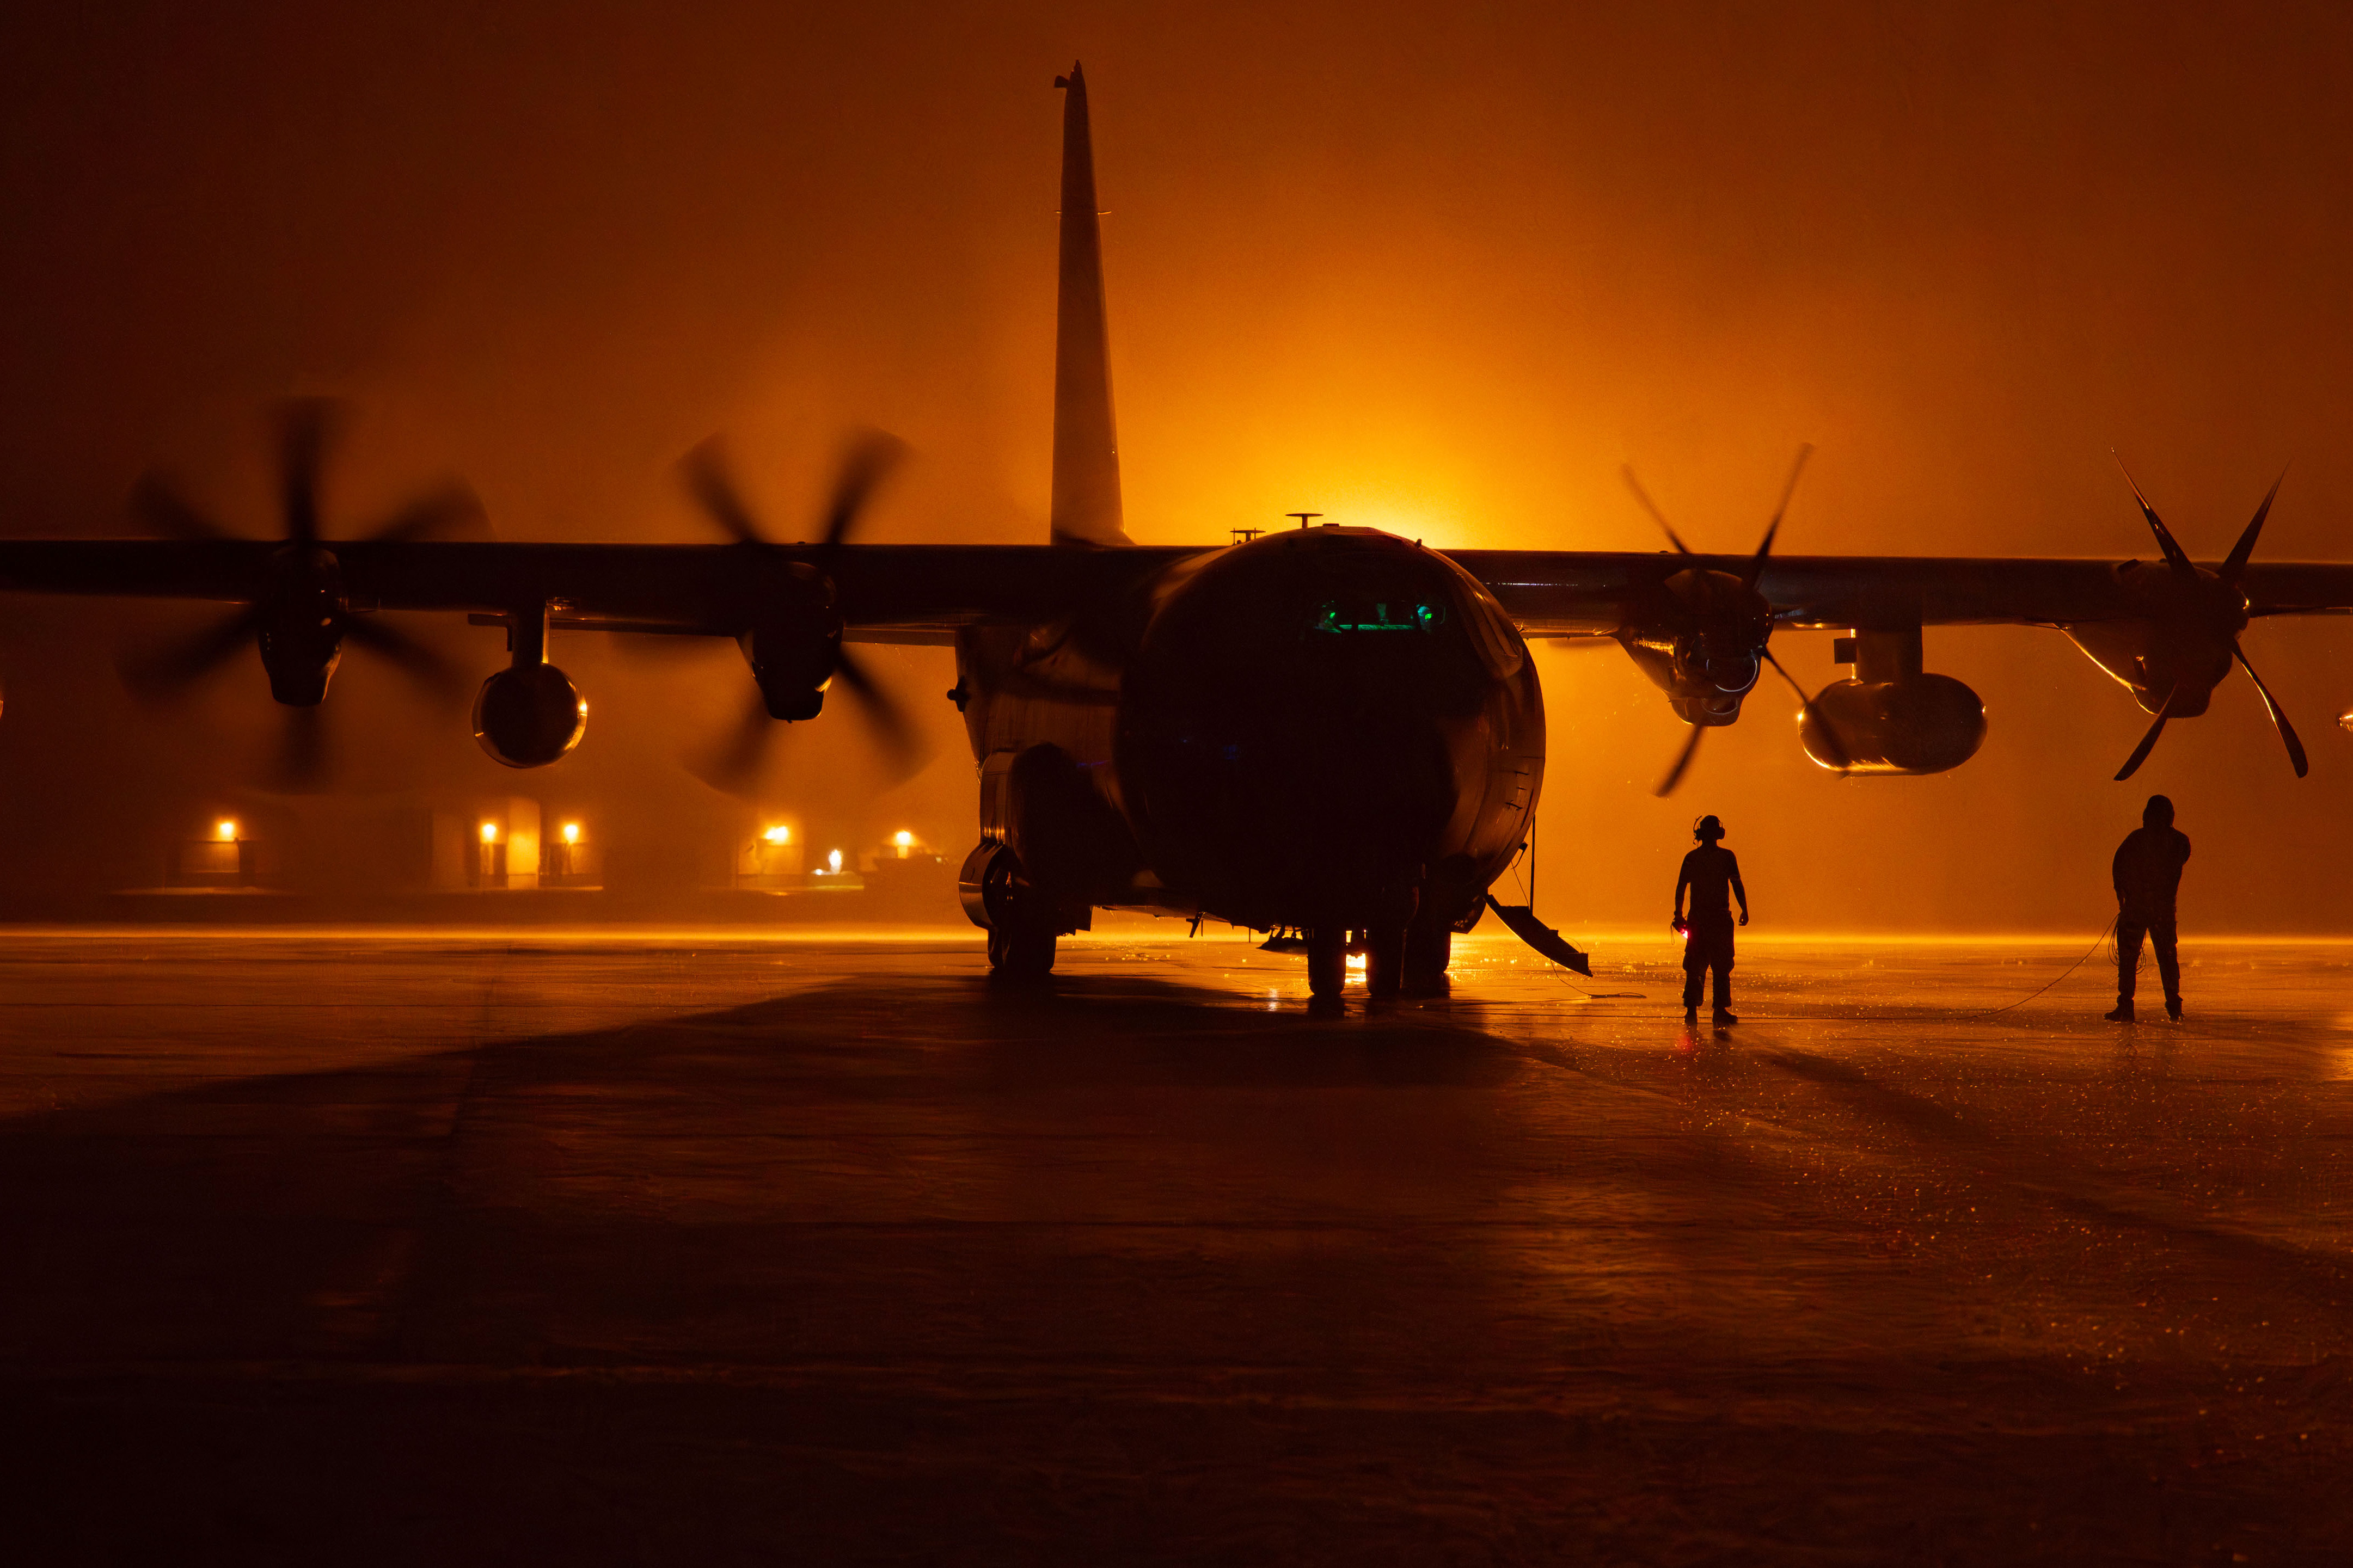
[1621,445,1850,796]
[676,432,927,797]
[2107,458,2305,782]
[118,398,477,789]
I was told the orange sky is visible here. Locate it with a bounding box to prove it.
[1,1,2349,929]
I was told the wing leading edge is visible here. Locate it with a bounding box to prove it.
[2,540,2350,633]
[1451,550,2353,635]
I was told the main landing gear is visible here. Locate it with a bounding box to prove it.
[961,841,1061,979]
[986,918,1056,977]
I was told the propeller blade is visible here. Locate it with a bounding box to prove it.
[1743,443,1814,589]
[1762,645,1851,772]
[831,647,929,784]
[2111,452,2195,576]
[2219,467,2289,587]
[1653,722,1705,797]
[275,397,345,546]
[128,472,234,541]
[363,481,492,544]
[2232,640,2309,778]
[2114,682,2184,781]
[118,607,266,703]
[1622,465,1694,556]
[342,614,466,703]
[817,430,909,554]
[681,438,766,544]
[685,688,777,797]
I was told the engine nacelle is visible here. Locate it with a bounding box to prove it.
[256,545,348,705]
[256,631,342,706]
[741,617,838,722]
[1800,674,1986,775]
[474,662,587,768]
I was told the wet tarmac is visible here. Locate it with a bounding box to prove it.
[2,925,2348,1564]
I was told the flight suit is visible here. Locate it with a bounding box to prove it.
[2113,823,2191,1010]
[1677,844,1744,1013]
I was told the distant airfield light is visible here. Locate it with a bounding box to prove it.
[828,849,844,875]
[562,822,581,845]
[480,822,498,844]
[215,819,237,842]
[763,825,791,845]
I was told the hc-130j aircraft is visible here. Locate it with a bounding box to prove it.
[2,65,2350,1003]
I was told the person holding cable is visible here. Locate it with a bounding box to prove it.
[1673,814,1748,1025]
[2107,793,2191,1022]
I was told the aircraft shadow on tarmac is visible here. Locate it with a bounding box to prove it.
[0,964,1541,1379]
[9,963,2353,1565]
[0,968,1536,1164]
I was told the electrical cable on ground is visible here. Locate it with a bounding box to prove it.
[1971,917,2119,1017]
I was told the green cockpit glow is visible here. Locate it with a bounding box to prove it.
[1311,600,1447,634]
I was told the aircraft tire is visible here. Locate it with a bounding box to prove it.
[989,920,1057,977]
[1365,924,1407,1000]
[1401,921,1451,997]
[1306,927,1346,1001]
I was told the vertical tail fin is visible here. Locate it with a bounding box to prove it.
[1049,63,1129,546]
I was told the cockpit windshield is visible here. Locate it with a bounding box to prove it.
[1309,599,1449,635]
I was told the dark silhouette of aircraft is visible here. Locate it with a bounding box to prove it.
[2,63,2350,1003]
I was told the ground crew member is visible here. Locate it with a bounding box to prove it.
[1673,814,1748,1024]
[2107,793,2191,1022]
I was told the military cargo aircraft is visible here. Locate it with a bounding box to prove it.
[2,64,2349,1003]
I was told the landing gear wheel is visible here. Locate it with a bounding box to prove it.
[987,920,1057,977]
[1400,921,1451,998]
[1306,926,1346,1004]
[978,845,1058,979]
[1364,924,1407,1001]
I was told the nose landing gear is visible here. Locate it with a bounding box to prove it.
[1306,926,1347,1004]
[1303,922,1414,1006]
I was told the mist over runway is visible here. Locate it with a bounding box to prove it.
[3,928,2347,1561]
[6,4,2353,934]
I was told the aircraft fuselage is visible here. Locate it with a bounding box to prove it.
[956,526,1543,943]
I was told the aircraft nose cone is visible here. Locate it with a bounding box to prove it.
[1117,528,1533,928]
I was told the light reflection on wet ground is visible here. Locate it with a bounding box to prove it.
[1,927,2347,1563]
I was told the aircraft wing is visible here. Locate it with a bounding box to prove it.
[0,540,1196,636]
[1448,550,2353,635]
[5,540,2351,635]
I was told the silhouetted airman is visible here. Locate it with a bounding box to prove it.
[2106,794,2191,1023]
[1674,814,1748,1024]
